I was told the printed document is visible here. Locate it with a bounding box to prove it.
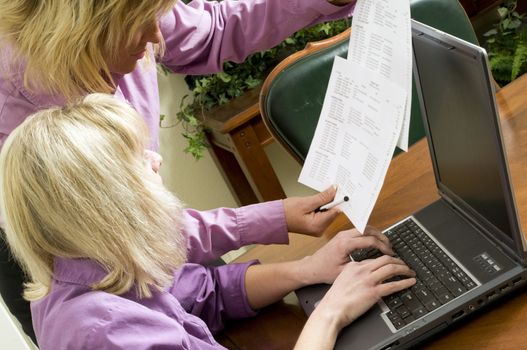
[348,0,412,151]
[298,0,411,232]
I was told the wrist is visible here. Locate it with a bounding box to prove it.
[310,304,342,335]
[294,256,321,286]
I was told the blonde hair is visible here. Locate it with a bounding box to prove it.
[0,0,175,100]
[0,94,186,301]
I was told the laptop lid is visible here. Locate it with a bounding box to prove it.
[411,20,527,263]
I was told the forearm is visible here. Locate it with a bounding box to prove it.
[295,307,341,350]
[160,0,354,74]
[244,258,313,309]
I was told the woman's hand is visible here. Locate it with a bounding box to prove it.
[300,226,395,285]
[319,255,416,329]
[295,256,416,350]
[283,186,342,236]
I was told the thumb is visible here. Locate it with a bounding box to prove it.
[312,186,337,208]
[310,206,341,234]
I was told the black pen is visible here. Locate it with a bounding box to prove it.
[314,195,349,213]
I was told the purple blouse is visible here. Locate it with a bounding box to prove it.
[31,257,258,349]
[31,200,288,349]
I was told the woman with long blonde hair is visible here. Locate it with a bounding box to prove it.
[0,94,415,349]
[0,0,359,341]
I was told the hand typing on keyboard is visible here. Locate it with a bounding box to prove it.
[294,225,416,349]
[347,225,396,262]
[297,254,416,349]
[349,247,384,262]
[300,225,396,284]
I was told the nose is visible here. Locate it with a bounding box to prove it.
[145,150,163,173]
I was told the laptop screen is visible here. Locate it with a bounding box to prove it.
[412,22,521,253]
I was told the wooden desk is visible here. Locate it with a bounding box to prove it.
[218,74,527,349]
[202,87,286,206]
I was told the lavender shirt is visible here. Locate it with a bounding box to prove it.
[31,257,259,349]
[30,200,287,349]
[0,0,354,150]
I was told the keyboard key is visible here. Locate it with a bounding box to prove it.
[387,310,406,329]
[396,305,411,319]
[424,299,440,312]
[412,306,427,318]
[413,287,437,305]
[400,292,424,313]
[386,296,403,309]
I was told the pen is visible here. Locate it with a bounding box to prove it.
[314,195,349,213]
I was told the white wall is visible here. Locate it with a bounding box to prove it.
[157,71,315,208]
[157,72,239,210]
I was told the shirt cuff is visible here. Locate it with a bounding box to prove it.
[236,200,289,246]
[223,260,261,319]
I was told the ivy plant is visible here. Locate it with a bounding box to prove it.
[161,18,350,159]
[483,0,527,86]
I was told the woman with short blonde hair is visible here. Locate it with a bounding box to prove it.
[0,0,357,342]
[0,95,415,349]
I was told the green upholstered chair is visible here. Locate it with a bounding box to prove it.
[260,0,478,163]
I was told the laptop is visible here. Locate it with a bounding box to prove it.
[296,19,527,350]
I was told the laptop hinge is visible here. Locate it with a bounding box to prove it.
[439,193,527,265]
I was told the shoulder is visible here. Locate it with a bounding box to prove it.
[32,286,204,350]
[33,289,165,349]
[0,76,38,136]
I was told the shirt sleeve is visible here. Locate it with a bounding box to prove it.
[182,200,288,263]
[159,0,355,74]
[170,261,259,334]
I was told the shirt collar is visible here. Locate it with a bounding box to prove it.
[53,257,109,287]
[8,57,125,109]
[8,58,66,109]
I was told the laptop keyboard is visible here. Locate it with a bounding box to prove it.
[351,218,479,331]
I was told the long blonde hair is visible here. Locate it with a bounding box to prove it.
[0,94,186,301]
[0,0,175,100]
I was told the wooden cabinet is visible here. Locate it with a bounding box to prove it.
[459,0,504,17]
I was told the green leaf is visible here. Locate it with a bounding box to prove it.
[244,76,262,89]
[199,77,211,88]
[511,43,527,80]
[484,29,498,37]
[218,93,229,105]
[502,18,512,30]
[217,72,232,83]
[498,7,509,19]
[509,19,522,29]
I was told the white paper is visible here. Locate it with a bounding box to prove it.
[347,0,412,151]
[299,57,406,232]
